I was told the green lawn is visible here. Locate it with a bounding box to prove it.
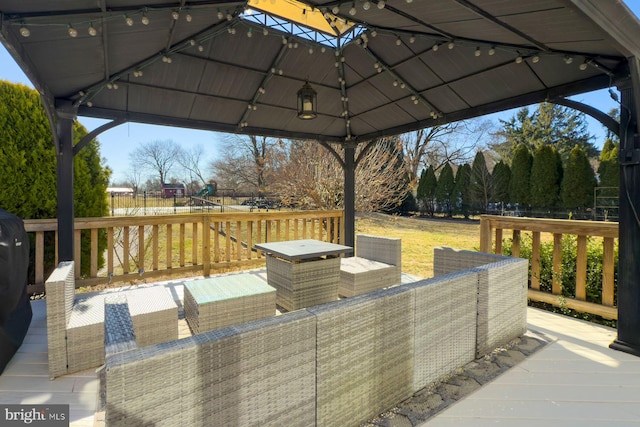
[355,213,480,279]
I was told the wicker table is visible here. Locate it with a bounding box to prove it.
[183,274,276,334]
[255,239,352,311]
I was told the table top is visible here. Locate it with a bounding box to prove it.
[254,239,352,261]
[185,274,275,303]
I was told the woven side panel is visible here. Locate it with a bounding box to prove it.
[266,256,340,311]
[126,286,178,348]
[311,286,414,427]
[106,310,316,427]
[475,259,528,356]
[356,234,401,268]
[409,271,477,392]
[67,294,106,373]
[45,261,74,378]
[433,247,509,277]
[339,257,400,297]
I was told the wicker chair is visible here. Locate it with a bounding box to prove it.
[338,234,402,297]
[45,261,178,379]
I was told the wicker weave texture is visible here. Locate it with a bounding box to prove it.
[355,234,401,268]
[433,247,508,277]
[104,295,138,356]
[475,259,528,356]
[106,310,316,427]
[45,261,75,378]
[183,274,276,334]
[310,286,414,427]
[338,235,402,297]
[266,255,340,311]
[408,271,477,391]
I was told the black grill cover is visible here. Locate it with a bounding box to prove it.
[0,209,32,374]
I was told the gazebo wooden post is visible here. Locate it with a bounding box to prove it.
[344,143,355,253]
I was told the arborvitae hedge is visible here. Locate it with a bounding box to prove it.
[0,80,110,278]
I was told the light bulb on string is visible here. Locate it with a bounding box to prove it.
[19,23,30,37]
[141,13,149,25]
[88,22,97,36]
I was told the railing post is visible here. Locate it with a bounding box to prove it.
[479,216,492,253]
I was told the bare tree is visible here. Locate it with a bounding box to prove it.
[129,139,181,185]
[125,162,144,195]
[269,138,408,212]
[177,144,211,195]
[400,118,495,188]
[210,135,278,195]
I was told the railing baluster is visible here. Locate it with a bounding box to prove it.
[225,221,231,262]
[495,228,503,254]
[603,237,615,306]
[123,226,130,275]
[552,233,563,295]
[203,216,210,275]
[166,224,172,270]
[107,227,114,278]
[213,221,220,263]
[91,228,98,278]
[179,223,185,268]
[531,231,541,291]
[575,235,587,300]
[192,221,198,266]
[35,231,44,285]
[236,221,242,261]
[512,230,521,258]
[152,224,159,271]
[137,225,145,273]
[74,230,81,278]
[247,220,253,260]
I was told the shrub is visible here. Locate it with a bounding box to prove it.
[503,233,618,304]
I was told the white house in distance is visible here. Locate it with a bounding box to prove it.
[106,187,134,196]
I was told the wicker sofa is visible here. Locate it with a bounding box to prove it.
[102,248,527,427]
[338,234,402,297]
[45,261,178,378]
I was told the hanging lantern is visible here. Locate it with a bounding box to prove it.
[297,81,317,119]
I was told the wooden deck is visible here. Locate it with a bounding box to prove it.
[1,276,638,427]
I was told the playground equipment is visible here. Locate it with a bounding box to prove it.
[195,183,216,198]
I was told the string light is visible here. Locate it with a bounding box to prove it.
[396,37,402,46]
[19,23,30,37]
[563,55,573,64]
[332,6,340,14]
[432,44,439,52]
[67,24,78,38]
[515,56,523,64]
[198,44,204,52]
[125,15,134,26]
[217,9,224,20]
[474,47,481,57]
[263,28,269,36]
[171,11,179,20]
[185,13,192,22]
[141,13,149,25]
[579,61,588,70]
[378,1,385,9]
[448,41,455,49]
[88,22,97,36]
[488,46,496,56]
[532,55,540,63]
[247,28,252,37]
[363,1,371,10]
[409,35,415,44]
[349,3,357,16]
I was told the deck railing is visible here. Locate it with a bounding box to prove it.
[24,210,344,294]
[480,215,618,320]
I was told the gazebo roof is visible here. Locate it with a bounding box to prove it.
[2,0,640,144]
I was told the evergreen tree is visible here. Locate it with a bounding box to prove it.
[509,143,533,206]
[416,165,437,217]
[469,151,492,212]
[491,160,511,205]
[435,162,455,217]
[561,145,597,210]
[596,138,619,213]
[530,145,563,209]
[454,163,471,219]
[493,102,597,164]
[0,80,110,275]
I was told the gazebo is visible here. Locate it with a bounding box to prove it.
[1,0,640,356]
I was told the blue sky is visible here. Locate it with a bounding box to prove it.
[1,2,639,183]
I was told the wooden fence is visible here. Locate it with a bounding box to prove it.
[480,215,618,320]
[24,210,344,294]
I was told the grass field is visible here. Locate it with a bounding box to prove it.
[355,213,480,278]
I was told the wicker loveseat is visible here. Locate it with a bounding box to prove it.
[338,234,402,297]
[102,248,528,426]
[45,261,178,378]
